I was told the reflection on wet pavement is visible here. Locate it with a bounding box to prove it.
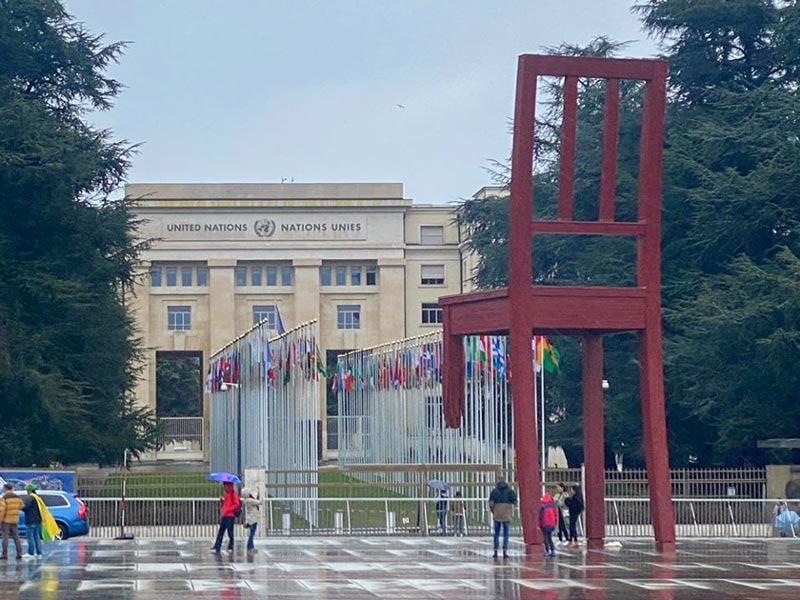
[0,537,799,598]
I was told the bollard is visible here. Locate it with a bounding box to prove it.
[282,512,291,536]
[335,511,344,535]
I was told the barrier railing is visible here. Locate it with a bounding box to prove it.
[84,497,794,539]
[156,417,204,455]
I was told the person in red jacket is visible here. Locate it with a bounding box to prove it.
[211,482,241,553]
[538,492,559,558]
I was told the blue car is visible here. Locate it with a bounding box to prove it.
[17,491,89,540]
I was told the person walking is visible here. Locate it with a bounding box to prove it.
[0,483,24,560]
[564,484,584,548]
[488,479,517,558]
[553,483,570,544]
[451,491,466,537]
[538,492,559,558]
[211,482,240,553]
[435,490,448,535]
[21,484,43,559]
[241,487,260,553]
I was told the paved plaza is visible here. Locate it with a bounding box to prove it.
[0,536,799,599]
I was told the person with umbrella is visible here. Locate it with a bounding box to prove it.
[428,480,449,535]
[775,505,800,538]
[208,473,241,553]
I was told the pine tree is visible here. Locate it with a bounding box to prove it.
[0,0,156,465]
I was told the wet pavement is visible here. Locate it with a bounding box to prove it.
[0,536,799,599]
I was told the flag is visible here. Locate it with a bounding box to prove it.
[315,345,327,378]
[276,306,286,335]
[534,336,561,373]
[541,337,560,373]
[492,337,506,379]
[33,495,60,542]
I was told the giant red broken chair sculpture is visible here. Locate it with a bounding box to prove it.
[441,54,676,553]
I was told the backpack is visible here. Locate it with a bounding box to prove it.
[540,503,558,529]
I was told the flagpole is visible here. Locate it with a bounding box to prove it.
[540,353,546,492]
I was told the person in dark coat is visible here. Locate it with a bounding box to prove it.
[21,484,43,558]
[564,484,584,548]
[488,479,517,558]
[435,490,448,535]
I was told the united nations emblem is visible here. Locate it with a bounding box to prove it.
[254,219,276,238]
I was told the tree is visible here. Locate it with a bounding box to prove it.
[0,0,155,465]
[460,1,800,466]
[156,356,202,418]
[639,0,800,465]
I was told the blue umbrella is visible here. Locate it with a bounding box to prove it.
[207,472,241,484]
[427,479,450,492]
[775,510,800,536]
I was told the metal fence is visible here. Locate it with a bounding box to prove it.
[84,496,794,539]
[74,466,769,501]
[156,417,204,455]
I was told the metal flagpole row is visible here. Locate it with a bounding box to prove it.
[336,331,514,500]
[208,320,320,523]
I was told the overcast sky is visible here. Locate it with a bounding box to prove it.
[64,1,658,204]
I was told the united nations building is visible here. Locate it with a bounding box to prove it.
[128,182,470,458]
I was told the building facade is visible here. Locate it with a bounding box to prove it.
[128,183,462,456]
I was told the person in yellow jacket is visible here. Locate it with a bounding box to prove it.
[0,483,24,560]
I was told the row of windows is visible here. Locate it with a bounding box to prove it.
[152,266,207,288]
[236,265,293,287]
[152,263,445,288]
[321,265,377,287]
[165,303,443,331]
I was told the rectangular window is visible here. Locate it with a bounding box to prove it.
[421,265,445,285]
[366,266,377,286]
[166,266,177,287]
[320,266,332,286]
[335,266,347,286]
[167,306,191,331]
[181,266,193,287]
[251,266,262,287]
[235,266,247,287]
[421,302,443,324]
[150,267,162,287]
[266,266,278,286]
[420,225,444,245]
[281,266,293,286]
[196,266,208,287]
[252,305,276,328]
[351,266,362,286]
[337,304,361,330]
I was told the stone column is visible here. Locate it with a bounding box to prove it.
[378,258,406,340]
[206,259,236,462]
[130,262,152,412]
[292,259,324,452]
[292,259,322,324]
[208,259,237,353]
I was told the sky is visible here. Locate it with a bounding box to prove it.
[64,1,658,204]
